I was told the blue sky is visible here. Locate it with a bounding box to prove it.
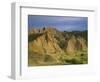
[28,15,88,31]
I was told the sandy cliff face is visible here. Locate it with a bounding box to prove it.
[28,27,88,66]
[66,35,87,55]
[29,28,63,54]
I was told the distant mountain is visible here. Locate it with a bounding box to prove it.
[28,27,88,66]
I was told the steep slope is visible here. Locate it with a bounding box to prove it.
[28,27,65,65]
[66,35,87,55]
[28,27,88,66]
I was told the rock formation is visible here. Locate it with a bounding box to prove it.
[28,27,88,66]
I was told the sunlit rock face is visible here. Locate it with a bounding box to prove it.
[28,27,88,66]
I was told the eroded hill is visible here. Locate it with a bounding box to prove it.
[28,27,88,66]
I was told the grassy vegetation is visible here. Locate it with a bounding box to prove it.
[28,33,44,42]
[28,50,88,66]
[59,50,88,65]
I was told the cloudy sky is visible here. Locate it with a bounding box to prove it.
[28,15,88,31]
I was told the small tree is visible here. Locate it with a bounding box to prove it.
[43,27,45,30]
